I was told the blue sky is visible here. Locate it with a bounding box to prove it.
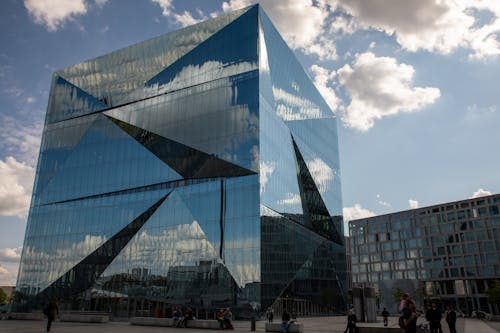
[0,0,499,285]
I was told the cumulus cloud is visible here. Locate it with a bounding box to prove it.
[0,115,42,167]
[308,158,335,193]
[278,193,302,206]
[0,263,17,285]
[338,52,441,131]
[470,188,492,198]
[310,64,341,112]
[343,204,376,222]
[260,161,276,194]
[24,0,88,31]
[336,0,500,59]
[152,0,205,27]
[0,247,22,262]
[0,157,35,217]
[222,0,336,60]
[409,199,419,209]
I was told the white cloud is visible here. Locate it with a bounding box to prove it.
[260,161,276,194]
[0,157,35,217]
[470,188,492,198]
[336,0,500,59]
[0,115,43,167]
[409,199,419,209]
[0,263,18,285]
[278,193,301,206]
[222,0,335,60]
[24,0,88,31]
[152,0,205,27]
[310,64,341,112]
[308,158,335,193]
[338,52,441,131]
[0,247,22,262]
[343,204,376,222]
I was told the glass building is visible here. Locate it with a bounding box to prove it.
[16,5,346,317]
[349,194,500,315]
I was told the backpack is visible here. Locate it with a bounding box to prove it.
[398,315,406,329]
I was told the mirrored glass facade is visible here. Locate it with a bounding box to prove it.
[349,194,500,315]
[16,5,346,317]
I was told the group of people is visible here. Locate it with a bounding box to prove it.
[400,293,457,333]
[266,307,294,333]
[344,292,458,333]
[172,305,195,328]
[216,307,234,330]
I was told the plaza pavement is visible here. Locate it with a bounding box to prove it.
[0,316,498,333]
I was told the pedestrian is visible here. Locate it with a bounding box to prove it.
[224,308,233,330]
[446,305,457,333]
[266,307,274,323]
[281,309,291,333]
[44,297,59,332]
[402,299,420,333]
[400,293,410,312]
[426,302,442,333]
[344,309,357,333]
[382,307,389,327]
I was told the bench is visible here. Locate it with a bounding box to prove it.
[59,313,109,323]
[265,322,304,332]
[130,317,220,329]
[6,312,44,321]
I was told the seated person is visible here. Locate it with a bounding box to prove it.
[281,309,291,333]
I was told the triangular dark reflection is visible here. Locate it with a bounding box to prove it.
[292,136,343,245]
[106,115,256,179]
[34,193,170,306]
[279,239,347,313]
[145,5,258,91]
[47,75,108,123]
[260,205,324,310]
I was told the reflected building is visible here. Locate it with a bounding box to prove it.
[349,194,500,315]
[16,5,346,317]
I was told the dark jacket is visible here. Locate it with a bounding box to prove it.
[426,308,442,323]
[282,311,291,322]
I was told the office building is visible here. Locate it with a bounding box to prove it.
[16,5,346,317]
[349,194,500,315]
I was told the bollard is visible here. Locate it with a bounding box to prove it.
[251,316,256,331]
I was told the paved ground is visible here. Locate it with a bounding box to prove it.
[0,316,497,333]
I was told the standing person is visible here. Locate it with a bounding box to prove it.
[402,300,420,333]
[400,293,410,312]
[446,305,457,333]
[266,307,274,323]
[281,309,291,333]
[44,297,59,332]
[426,302,442,333]
[224,308,233,330]
[344,309,357,333]
[382,307,389,327]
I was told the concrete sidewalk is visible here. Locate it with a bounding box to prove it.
[0,316,497,333]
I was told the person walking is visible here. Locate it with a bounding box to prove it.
[382,307,389,327]
[266,307,274,323]
[217,308,225,329]
[446,305,457,333]
[44,297,59,332]
[344,309,357,333]
[426,302,442,333]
